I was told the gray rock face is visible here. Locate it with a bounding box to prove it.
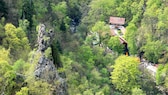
[37,24,54,52]
[140,59,157,77]
[35,55,58,82]
[34,24,67,95]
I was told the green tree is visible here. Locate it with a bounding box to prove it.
[155,64,168,93]
[67,0,82,25]
[83,89,94,95]
[27,80,51,95]
[21,0,37,45]
[0,60,16,95]
[22,0,35,29]
[18,19,30,34]
[51,1,70,31]
[16,87,29,95]
[108,36,124,54]
[91,21,109,44]
[0,47,10,62]
[125,23,138,54]
[77,45,94,64]
[141,41,166,63]
[156,64,165,85]
[0,17,5,44]
[132,88,146,95]
[3,23,30,60]
[136,26,150,51]
[83,0,116,26]
[13,59,26,74]
[0,48,16,95]
[111,55,141,94]
[33,0,48,21]
[83,0,144,27]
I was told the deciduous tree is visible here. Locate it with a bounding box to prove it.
[111,55,141,94]
[3,23,30,60]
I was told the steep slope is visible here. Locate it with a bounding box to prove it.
[34,24,67,95]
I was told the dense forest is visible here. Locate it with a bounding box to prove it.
[1,0,168,95]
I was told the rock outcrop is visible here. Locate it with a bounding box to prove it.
[139,59,157,77]
[34,24,67,95]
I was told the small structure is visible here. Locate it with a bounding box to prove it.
[109,17,126,36]
[109,16,126,39]
[109,16,129,55]
[109,17,125,25]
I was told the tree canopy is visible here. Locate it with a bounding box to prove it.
[111,55,141,94]
[1,0,168,95]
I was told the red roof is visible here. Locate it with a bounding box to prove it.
[109,17,125,25]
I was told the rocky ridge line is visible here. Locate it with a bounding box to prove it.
[34,24,67,95]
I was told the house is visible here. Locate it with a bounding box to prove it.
[109,17,125,25]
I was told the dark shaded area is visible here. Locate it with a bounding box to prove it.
[123,43,129,56]
[51,40,67,78]
[67,2,82,25]
[21,0,35,29]
[140,73,162,95]
[21,0,37,47]
[51,41,62,68]
[139,51,144,60]
[60,20,66,31]
[0,26,5,45]
[0,0,8,18]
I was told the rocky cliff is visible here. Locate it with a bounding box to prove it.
[34,24,67,95]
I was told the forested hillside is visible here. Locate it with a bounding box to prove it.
[1,0,168,95]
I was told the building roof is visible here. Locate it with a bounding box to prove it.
[109,17,125,25]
